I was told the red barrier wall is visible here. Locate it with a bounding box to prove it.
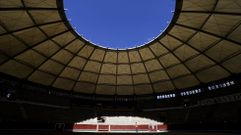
[111,125,139,131]
[73,124,167,132]
[158,124,168,130]
[73,124,97,131]
[98,125,109,131]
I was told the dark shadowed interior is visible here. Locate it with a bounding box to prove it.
[0,0,241,134]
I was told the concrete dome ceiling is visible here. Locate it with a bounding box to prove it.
[0,0,241,96]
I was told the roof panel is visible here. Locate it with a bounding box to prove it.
[131,63,146,74]
[0,11,34,31]
[196,65,230,82]
[133,74,150,84]
[0,0,22,8]
[84,61,101,73]
[39,60,64,75]
[145,59,162,72]
[0,60,33,78]
[104,51,117,63]
[0,26,6,34]
[98,75,116,84]
[228,25,241,43]
[169,25,196,42]
[216,0,241,13]
[174,45,199,61]
[0,54,8,64]
[68,57,86,70]
[90,49,105,62]
[14,27,47,45]
[15,49,46,68]
[52,31,75,47]
[51,49,73,65]
[117,64,131,74]
[159,54,180,68]
[222,54,241,73]
[74,82,95,94]
[0,34,27,57]
[65,39,85,54]
[177,13,209,28]
[28,70,56,85]
[188,32,220,51]
[139,48,155,60]
[149,70,169,83]
[149,42,168,57]
[116,86,134,95]
[96,85,115,95]
[79,72,98,83]
[78,45,94,58]
[0,0,240,96]
[118,52,129,63]
[129,51,141,63]
[101,64,116,74]
[160,35,183,51]
[174,75,199,89]
[135,84,152,95]
[24,0,57,8]
[153,81,174,92]
[182,0,216,11]
[53,78,75,90]
[40,22,68,37]
[34,40,60,57]
[167,64,190,79]
[30,10,61,24]
[185,55,215,72]
[59,67,80,80]
[205,40,241,62]
[117,75,133,85]
[203,15,241,37]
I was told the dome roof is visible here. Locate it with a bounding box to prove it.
[0,0,241,95]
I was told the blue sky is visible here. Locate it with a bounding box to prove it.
[64,0,175,49]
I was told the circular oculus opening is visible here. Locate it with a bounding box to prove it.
[64,0,176,49]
